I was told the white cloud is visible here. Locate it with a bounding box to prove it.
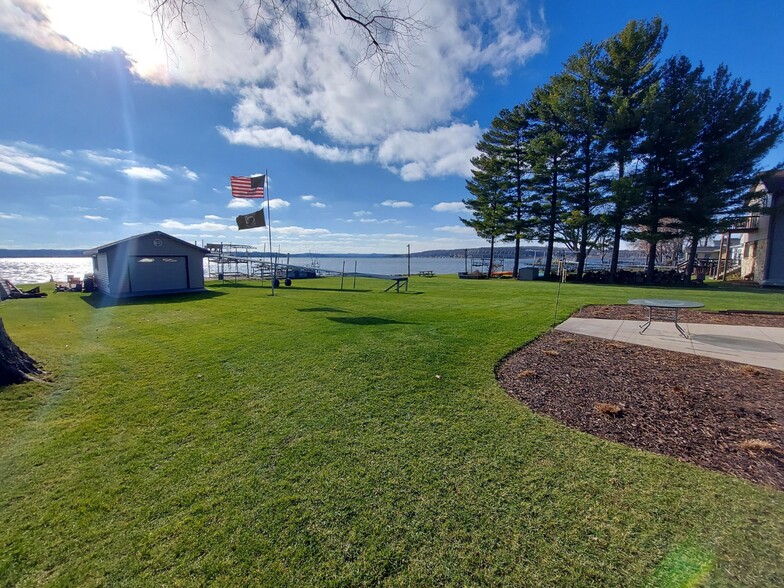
[80,151,130,166]
[381,200,414,208]
[435,225,475,235]
[268,198,290,210]
[227,199,255,210]
[377,123,481,181]
[0,143,67,176]
[98,195,119,203]
[122,222,142,226]
[311,202,326,209]
[301,195,316,201]
[218,126,372,164]
[2,1,547,180]
[160,219,231,232]
[182,167,199,181]
[432,201,468,213]
[0,212,23,219]
[121,166,168,181]
[273,225,332,237]
[354,210,371,217]
[83,215,107,221]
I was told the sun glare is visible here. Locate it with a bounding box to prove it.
[45,1,165,70]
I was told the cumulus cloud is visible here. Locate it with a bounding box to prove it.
[1,1,547,181]
[160,219,231,231]
[311,202,326,209]
[121,166,168,181]
[182,167,199,181]
[268,198,290,210]
[377,123,481,181]
[432,201,469,213]
[381,200,414,208]
[301,195,316,201]
[273,226,332,237]
[219,126,372,164]
[0,143,67,176]
[227,199,255,210]
[435,225,475,235]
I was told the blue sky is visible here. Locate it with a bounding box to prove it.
[1,0,782,253]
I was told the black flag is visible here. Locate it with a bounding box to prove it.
[236,209,266,230]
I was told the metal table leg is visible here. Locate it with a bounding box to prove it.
[639,305,653,334]
[673,308,689,338]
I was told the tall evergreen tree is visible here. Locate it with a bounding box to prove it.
[527,83,572,277]
[559,43,612,278]
[475,106,537,278]
[631,56,703,284]
[462,155,511,278]
[598,17,667,281]
[677,65,784,283]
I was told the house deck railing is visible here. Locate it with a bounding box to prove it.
[726,215,760,232]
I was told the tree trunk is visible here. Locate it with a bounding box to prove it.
[645,241,658,285]
[609,223,622,282]
[0,318,41,386]
[684,236,700,286]
[577,223,588,279]
[487,237,496,279]
[544,167,559,278]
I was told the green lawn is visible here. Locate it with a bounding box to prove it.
[1,277,783,586]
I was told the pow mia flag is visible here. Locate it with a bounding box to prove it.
[236,209,266,230]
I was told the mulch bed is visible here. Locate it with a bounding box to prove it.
[497,305,784,491]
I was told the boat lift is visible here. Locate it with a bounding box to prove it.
[206,246,408,292]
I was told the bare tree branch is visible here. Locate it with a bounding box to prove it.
[146,0,428,88]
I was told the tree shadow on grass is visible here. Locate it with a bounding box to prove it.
[327,316,414,326]
[81,290,226,308]
[297,307,348,313]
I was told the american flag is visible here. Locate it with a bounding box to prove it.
[230,175,265,198]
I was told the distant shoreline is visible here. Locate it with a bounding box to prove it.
[1,246,643,260]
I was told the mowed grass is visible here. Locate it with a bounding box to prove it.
[1,277,783,586]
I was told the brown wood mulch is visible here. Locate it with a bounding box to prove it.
[497,305,784,491]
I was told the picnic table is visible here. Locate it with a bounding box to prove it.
[627,298,704,339]
[418,270,435,277]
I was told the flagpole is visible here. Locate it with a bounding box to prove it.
[266,170,275,297]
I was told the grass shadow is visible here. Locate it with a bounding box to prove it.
[327,316,414,326]
[82,290,226,309]
[297,307,348,313]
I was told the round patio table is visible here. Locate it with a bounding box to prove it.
[627,298,704,339]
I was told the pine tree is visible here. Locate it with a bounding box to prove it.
[462,155,511,278]
[473,106,537,277]
[678,65,784,283]
[631,56,703,284]
[598,17,667,281]
[527,84,571,278]
[558,43,612,279]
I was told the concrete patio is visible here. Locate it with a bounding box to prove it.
[555,318,784,371]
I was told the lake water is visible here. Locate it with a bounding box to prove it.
[1,255,514,284]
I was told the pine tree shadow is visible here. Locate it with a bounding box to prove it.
[326,316,413,326]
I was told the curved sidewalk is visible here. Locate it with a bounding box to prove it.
[555,318,784,371]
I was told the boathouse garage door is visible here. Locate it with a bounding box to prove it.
[128,256,188,292]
